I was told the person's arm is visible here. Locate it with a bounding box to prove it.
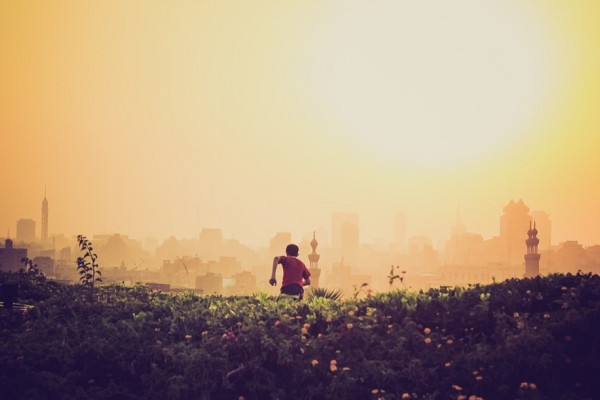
[269,256,280,286]
[302,265,311,286]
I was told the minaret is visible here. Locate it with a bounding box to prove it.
[308,232,321,288]
[41,187,48,245]
[524,221,540,278]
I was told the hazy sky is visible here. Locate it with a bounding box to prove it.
[1,1,599,248]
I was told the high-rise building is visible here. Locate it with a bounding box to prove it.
[499,199,531,266]
[41,188,49,244]
[16,219,36,244]
[331,212,359,265]
[389,211,407,253]
[524,222,540,278]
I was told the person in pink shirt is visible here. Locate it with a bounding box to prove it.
[269,244,311,299]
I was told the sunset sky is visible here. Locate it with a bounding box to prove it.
[1,1,599,248]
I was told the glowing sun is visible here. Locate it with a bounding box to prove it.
[307,1,557,168]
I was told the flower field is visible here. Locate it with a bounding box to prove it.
[1,271,599,400]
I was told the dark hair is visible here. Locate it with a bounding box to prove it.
[285,244,299,256]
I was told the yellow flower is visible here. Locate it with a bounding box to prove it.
[476,376,483,381]
[342,367,350,371]
[330,364,338,372]
[529,383,537,390]
[424,337,432,344]
[424,327,431,335]
[447,339,454,345]
[371,389,379,394]
[402,393,411,399]
[185,334,192,340]
[348,310,355,316]
[311,359,319,367]
[445,362,452,368]
[301,326,309,335]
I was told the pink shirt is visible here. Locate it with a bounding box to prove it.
[279,256,310,287]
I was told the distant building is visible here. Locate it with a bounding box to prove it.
[324,258,371,298]
[389,211,407,253]
[269,232,292,259]
[553,241,589,273]
[228,271,257,295]
[41,189,49,245]
[33,256,54,276]
[524,222,541,278]
[500,199,531,266]
[307,232,321,288]
[444,213,485,266]
[16,219,36,244]
[196,272,223,295]
[407,235,438,272]
[331,212,359,266]
[0,238,28,272]
[198,228,224,259]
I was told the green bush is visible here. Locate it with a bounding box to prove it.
[0,272,599,399]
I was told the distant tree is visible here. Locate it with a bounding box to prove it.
[76,235,102,296]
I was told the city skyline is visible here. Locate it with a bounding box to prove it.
[3,193,597,255]
[2,2,600,249]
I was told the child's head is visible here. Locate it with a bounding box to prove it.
[285,244,299,257]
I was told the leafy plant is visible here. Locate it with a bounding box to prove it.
[76,235,102,296]
[306,287,343,301]
[388,265,407,290]
[352,282,370,300]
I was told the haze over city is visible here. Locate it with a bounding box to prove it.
[2,1,600,249]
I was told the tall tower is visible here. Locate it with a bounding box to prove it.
[307,232,321,288]
[41,187,49,244]
[524,221,540,278]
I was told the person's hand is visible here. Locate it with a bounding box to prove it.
[269,278,277,286]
